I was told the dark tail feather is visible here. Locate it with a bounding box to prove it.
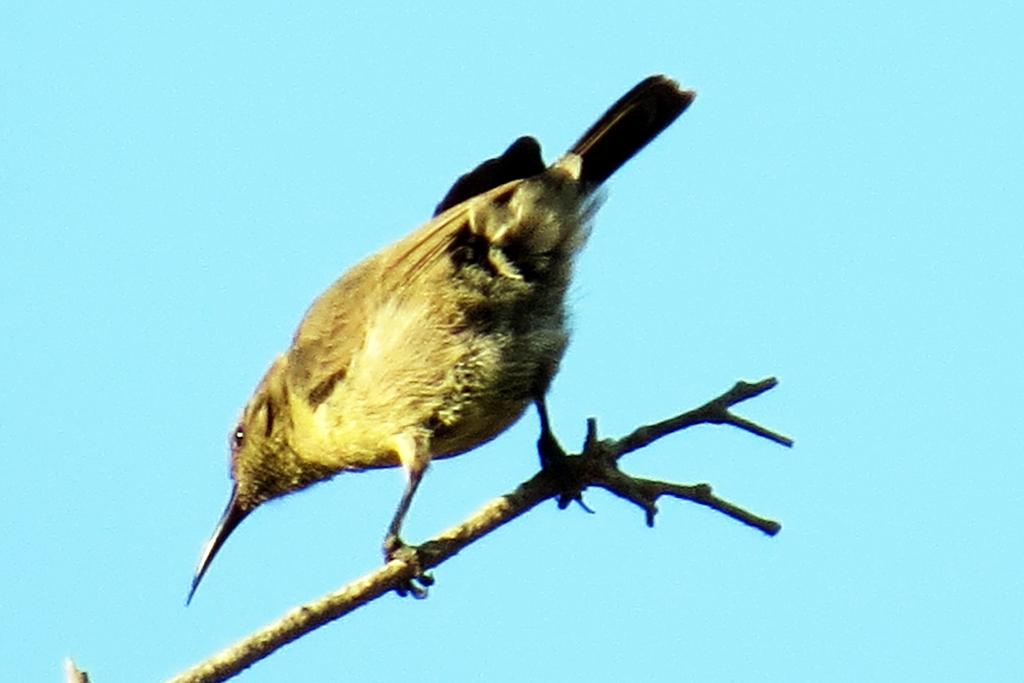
[434,75,694,216]
[570,75,695,189]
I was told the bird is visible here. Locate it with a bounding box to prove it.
[188,75,695,603]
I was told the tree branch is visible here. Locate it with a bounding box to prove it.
[164,377,791,683]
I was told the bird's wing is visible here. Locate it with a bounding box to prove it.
[286,178,523,408]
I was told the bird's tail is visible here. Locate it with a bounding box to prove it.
[568,75,695,189]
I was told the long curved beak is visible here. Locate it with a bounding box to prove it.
[187,487,251,605]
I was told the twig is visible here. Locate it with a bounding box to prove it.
[616,377,793,454]
[164,377,790,683]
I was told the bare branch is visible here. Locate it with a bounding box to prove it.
[617,378,794,455]
[164,377,789,683]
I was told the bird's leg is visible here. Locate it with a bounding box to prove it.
[382,461,425,560]
[535,395,567,469]
[383,435,435,597]
[535,397,591,511]
[383,465,435,597]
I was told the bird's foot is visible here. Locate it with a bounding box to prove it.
[538,426,593,513]
[383,534,435,598]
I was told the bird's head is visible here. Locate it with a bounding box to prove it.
[186,355,333,603]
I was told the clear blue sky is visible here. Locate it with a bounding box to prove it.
[2,3,1021,682]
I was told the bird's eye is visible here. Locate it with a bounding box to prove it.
[232,425,245,449]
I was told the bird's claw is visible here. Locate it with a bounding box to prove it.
[384,534,435,598]
[538,431,591,512]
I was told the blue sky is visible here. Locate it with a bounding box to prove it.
[2,3,1021,682]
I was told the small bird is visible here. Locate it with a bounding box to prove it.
[188,75,695,603]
